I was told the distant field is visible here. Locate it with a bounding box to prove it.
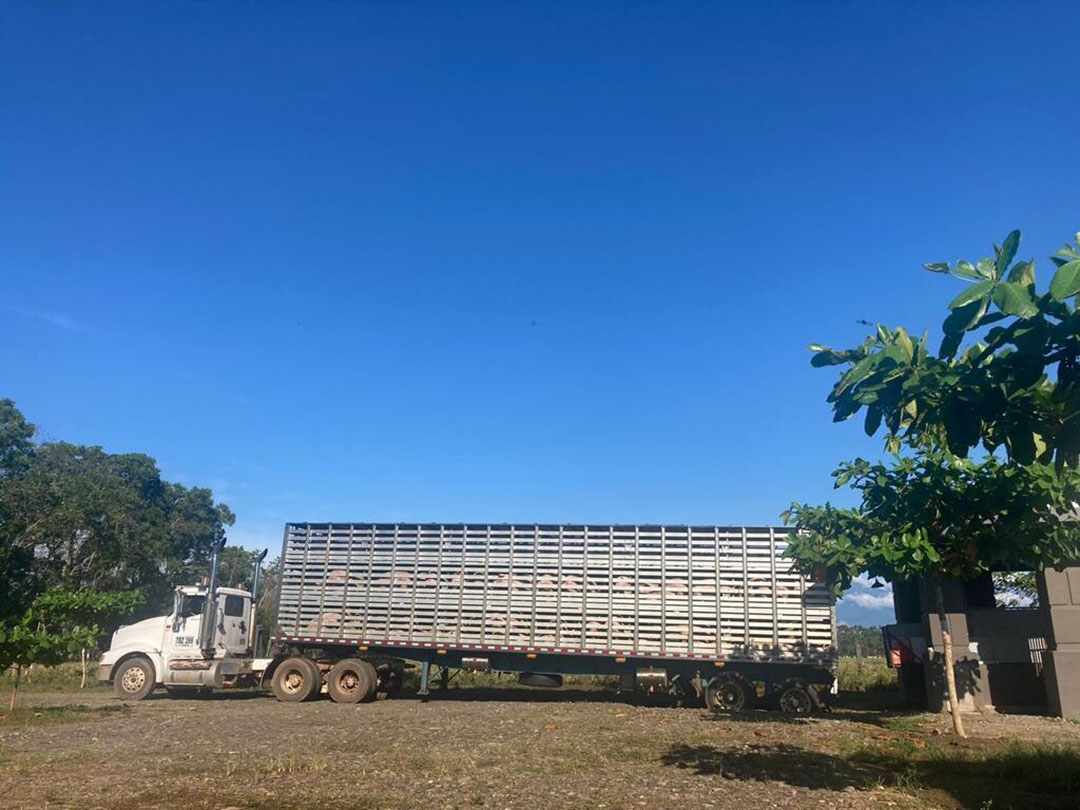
[2,663,1078,810]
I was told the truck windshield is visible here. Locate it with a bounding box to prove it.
[181,595,205,618]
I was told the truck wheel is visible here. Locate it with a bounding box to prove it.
[705,676,753,712]
[114,657,155,701]
[327,659,377,704]
[304,659,325,700]
[777,683,813,715]
[272,657,321,702]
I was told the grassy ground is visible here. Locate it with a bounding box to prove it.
[2,662,1079,810]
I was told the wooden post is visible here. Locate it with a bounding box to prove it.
[933,576,966,738]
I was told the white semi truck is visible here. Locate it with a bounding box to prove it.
[99,523,837,712]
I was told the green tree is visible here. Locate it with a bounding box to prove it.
[785,230,1080,737]
[993,571,1038,607]
[0,588,140,710]
[837,624,884,658]
[0,401,234,619]
[0,399,36,619]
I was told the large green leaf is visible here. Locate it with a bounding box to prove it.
[1049,260,1080,301]
[811,349,849,367]
[1007,260,1035,288]
[943,297,989,334]
[952,260,981,281]
[948,280,993,310]
[923,262,950,274]
[991,282,1038,318]
[975,258,996,280]
[938,332,962,359]
[864,405,882,436]
[996,230,1021,277]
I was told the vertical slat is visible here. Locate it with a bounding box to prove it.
[769,527,779,651]
[607,525,614,651]
[407,525,421,644]
[294,523,312,635]
[479,525,492,645]
[742,526,750,653]
[632,525,640,653]
[433,525,445,642]
[529,525,540,642]
[686,526,694,654]
[505,524,515,645]
[714,526,723,658]
[456,524,468,646]
[660,525,667,656]
[361,524,377,639]
[315,522,333,635]
[385,525,400,639]
[555,525,564,647]
[340,524,355,640]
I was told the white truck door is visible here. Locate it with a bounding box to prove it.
[218,593,250,655]
[166,593,205,658]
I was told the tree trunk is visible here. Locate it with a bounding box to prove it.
[855,638,863,674]
[933,577,967,738]
[8,664,20,713]
[80,648,88,689]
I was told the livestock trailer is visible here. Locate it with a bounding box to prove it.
[271,523,837,711]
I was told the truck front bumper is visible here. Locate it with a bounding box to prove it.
[97,663,113,684]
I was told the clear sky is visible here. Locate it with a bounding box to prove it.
[3,2,1078,625]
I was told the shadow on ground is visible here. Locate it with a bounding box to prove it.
[660,740,1080,810]
[402,687,632,704]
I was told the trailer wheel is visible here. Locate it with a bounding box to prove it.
[114,657,155,701]
[272,657,321,702]
[705,676,753,712]
[777,683,813,715]
[327,659,377,704]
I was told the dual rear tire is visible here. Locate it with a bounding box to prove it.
[704,675,817,715]
[271,656,379,704]
[271,657,323,702]
[327,658,378,704]
[705,675,754,712]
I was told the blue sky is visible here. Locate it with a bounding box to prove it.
[3,2,1077,626]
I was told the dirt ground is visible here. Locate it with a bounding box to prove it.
[2,685,1079,810]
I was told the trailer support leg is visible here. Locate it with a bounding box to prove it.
[419,660,431,699]
[440,665,449,691]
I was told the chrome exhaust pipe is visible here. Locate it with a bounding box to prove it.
[200,539,226,658]
[248,548,268,652]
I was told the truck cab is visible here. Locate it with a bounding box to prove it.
[98,546,267,699]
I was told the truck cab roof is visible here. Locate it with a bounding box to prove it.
[177,585,252,598]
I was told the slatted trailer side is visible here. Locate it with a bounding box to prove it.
[268,523,837,712]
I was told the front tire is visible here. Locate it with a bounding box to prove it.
[113,657,155,701]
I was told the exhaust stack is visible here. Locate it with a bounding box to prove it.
[200,539,226,658]
[248,548,268,652]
